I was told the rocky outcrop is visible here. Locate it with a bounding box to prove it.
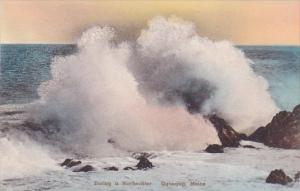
[103,166,118,171]
[123,166,136,170]
[208,115,245,147]
[248,127,267,143]
[101,153,155,171]
[242,145,257,149]
[205,144,224,153]
[60,159,82,168]
[73,165,95,172]
[266,169,293,185]
[61,159,94,172]
[136,156,154,170]
[61,159,73,166]
[249,104,300,149]
[66,161,82,168]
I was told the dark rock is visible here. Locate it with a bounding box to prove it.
[295,171,300,182]
[293,104,300,113]
[66,160,81,168]
[239,133,249,141]
[103,166,118,171]
[266,169,293,185]
[248,104,300,149]
[123,166,137,170]
[136,156,153,170]
[248,126,267,143]
[205,144,224,153]
[242,145,257,149]
[61,159,73,166]
[208,115,241,147]
[73,165,95,172]
[265,109,300,149]
[61,159,82,168]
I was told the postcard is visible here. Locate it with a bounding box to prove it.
[0,1,299,190]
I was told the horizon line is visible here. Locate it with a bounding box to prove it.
[1,43,300,47]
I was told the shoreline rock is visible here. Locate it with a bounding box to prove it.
[123,166,136,170]
[241,145,257,149]
[61,158,72,166]
[60,159,82,168]
[136,156,154,170]
[249,104,300,149]
[205,144,224,153]
[124,153,154,170]
[248,126,267,143]
[208,115,244,147]
[209,103,300,150]
[66,161,82,168]
[60,159,94,172]
[73,165,95,172]
[266,169,293,185]
[103,166,118,171]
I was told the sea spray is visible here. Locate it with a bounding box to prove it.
[0,135,59,180]
[27,16,278,156]
[132,16,278,131]
[32,24,218,156]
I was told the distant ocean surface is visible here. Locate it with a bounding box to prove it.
[0,44,299,111]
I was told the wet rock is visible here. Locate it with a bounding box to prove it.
[242,145,257,149]
[103,166,118,171]
[66,160,82,168]
[119,153,155,171]
[264,105,300,149]
[293,104,300,113]
[61,159,72,166]
[248,126,267,143]
[239,133,249,141]
[136,156,154,170]
[60,159,81,168]
[208,115,241,147]
[123,166,136,170]
[205,144,224,153]
[295,171,300,182]
[73,165,95,172]
[250,104,300,149]
[266,169,293,185]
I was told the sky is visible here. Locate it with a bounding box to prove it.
[1,0,300,45]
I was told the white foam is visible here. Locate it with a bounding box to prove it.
[0,136,59,180]
[29,16,278,157]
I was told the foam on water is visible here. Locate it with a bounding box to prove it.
[0,135,60,180]
[25,16,278,157]
[1,145,300,191]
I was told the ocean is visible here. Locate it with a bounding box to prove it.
[0,44,76,105]
[1,45,299,110]
[0,40,300,191]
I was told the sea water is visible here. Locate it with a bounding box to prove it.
[0,44,300,191]
[1,45,299,110]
